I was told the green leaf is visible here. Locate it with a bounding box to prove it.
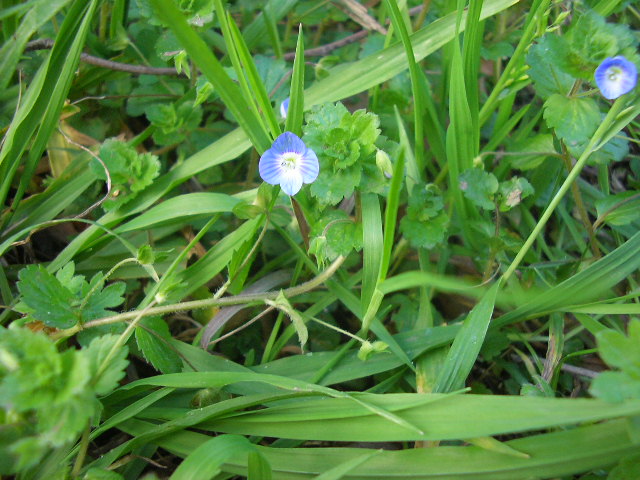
[16,265,78,329]
[304,103,381,205]
[135,317,183,374]
[595,191,640,227]
[609,453,640,480]
[314,450,381,480]
[434,282,500,393]
[82,275,127,323]
[0,0,74,90]
[95,139,161,210]
[400,215,449,250]
[171,434,255,480]
[247,450,273,480]
[568,134,629,166]
[148,102,203,146]
[596,320,640,377]
[265,291,308,350]
[285,26,305,137]
[590,371,640,403]
[459,168,499,210]
[16,263,125,330]
[526,35,574,100]
[126,81,184,117]
[590,320,640,402]
[310,210,363,263]
[84,467,125,480]
[564,10,637,79]
[507,134,557,170]
[120,416,640,479]
[543,94,600,146]
[194,77,214,107]
[84,334,129,396]
[150,0,271,153]
[400,183,449,249]
[0,328,97,470]
[310,165,361,207]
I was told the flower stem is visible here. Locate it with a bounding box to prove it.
[560,145,601,258]
[71,425,90,477]
[309,315,368,344]
[502,98,626,282]
[76,255,345,332]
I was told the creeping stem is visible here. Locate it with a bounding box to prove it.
[67,255,346,333]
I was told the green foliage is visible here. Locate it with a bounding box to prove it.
[528,10,638,89]
[304,102,384,206]
[400,183,449,249]
[459,169,499,210]
[265,291,309,350]
[16,263,125,330]
[84,468,125,480]
[146,101,203,145]
[543,94,600,147]
[569,134,629,166]
[93,139,161,210]
[0,329,127,473]
[595,191,640,226]
[563,10,637,79]
[3,0,640,478]
[508,134,557,170]
[590,320,640,402]
[526,35,575,100]
[135,317,183,374]
[609,454,640,480]
[84,334,129,396]
[309,210,363,264]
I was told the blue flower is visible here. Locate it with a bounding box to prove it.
[259,132,319,196]
[280,97,290,118]
[595,56,638,100]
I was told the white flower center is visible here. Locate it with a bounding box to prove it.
[607,67,622,82]
[280,153,301,170]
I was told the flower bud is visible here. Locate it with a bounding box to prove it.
[376,149,393,179]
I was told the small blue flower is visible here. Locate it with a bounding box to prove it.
[259,132,319,196]
[280,97,290,118]
[595,56,638,100]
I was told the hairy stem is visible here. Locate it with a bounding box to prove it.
[77,255,346,331]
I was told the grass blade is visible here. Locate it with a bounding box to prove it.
[383,0,425,171]
[0,0,73,90]
[284,25,305,137]
[433,282,499,393]
[150,0,271,153]
[170,435,254,480]
[361,193,383,316]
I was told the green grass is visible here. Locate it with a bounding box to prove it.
[1,0,640,478]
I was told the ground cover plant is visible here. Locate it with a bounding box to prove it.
[1,0,640,478]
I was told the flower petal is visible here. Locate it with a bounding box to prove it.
[280,98,290,118]
[259,148,284,185]
[279,169,304,196]
[595,56,638,100]
[272,131,306,155]
[299,148,319,184]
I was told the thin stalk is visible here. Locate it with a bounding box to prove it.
[384,0,425,172]
[71,426,90,477]
[141,214,221,307]
[69,255,345,333]
[502,98,627,282]
[560,145,601,258]
[309,315,368,344]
